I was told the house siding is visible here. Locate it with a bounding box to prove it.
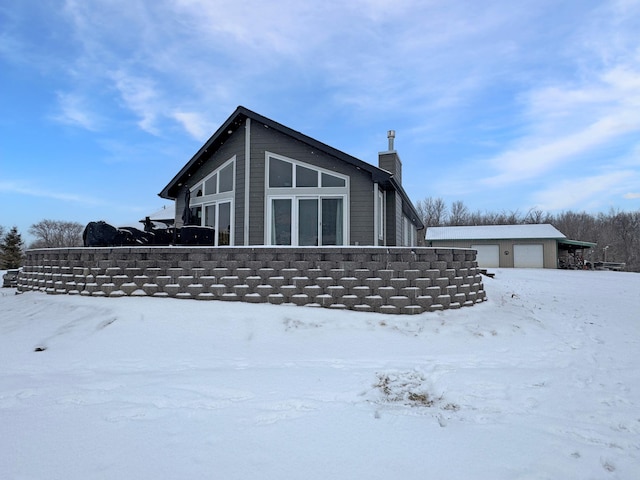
[428,238,559,268]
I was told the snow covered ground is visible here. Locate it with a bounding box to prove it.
[1,268,639,479]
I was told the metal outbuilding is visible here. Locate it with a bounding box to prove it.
[426,224,597,269]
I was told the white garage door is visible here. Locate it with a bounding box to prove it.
[471,244,500,268]
[514,244,544,268]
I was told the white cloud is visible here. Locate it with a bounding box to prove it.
[111,71,160,135]
[479,61,640,187]
[172,112,214,140]
[623,192,640,199]
[0,180,106,206]
[531,170,636,211]
[52,92,100,131]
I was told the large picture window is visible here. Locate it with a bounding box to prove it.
[188,157,235,246]
[266,154,348,246]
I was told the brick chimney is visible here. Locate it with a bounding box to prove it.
[378,130,402,184]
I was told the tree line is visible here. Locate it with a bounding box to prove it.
[415,197,640,272]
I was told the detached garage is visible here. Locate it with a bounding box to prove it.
[426,224,596,269]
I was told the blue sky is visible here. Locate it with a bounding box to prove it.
[2,0,639,244]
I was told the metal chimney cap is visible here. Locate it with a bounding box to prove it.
[387,130,396,138]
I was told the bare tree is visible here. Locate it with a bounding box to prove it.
[448,201,470,226]
[415,197,448,227]
[29,220,85,248]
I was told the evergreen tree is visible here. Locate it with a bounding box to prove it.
[0,226,25,269]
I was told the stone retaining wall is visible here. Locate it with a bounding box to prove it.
[18,247,486,315]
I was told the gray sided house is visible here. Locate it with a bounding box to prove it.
[160,106,423,247]
[426,224,596,269]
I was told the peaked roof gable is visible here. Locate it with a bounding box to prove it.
[160,106,394,200]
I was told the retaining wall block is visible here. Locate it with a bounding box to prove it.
[432,261,447,271]
[232,284,250,298]
[199,276,217,289]
[210,284,226,297]
[353,304,373,313]
[424,269,441,280]
[244,293,265,303]
[403,305,424,315]
[377,286,396,300]
[339,277,359,291]
[281,268,300,280]
[178,276,195,288]
[220,276,240,288]
[142,283,159,296]
[329,269,346,281]
[257,268,276,280]
[314,294,334,307]
[316,276,334,289]
[316,260,336,271]
[167,268,185,282]
[279,284,299,300]
[291,294,311,306]
[256,284,274,297]
[379,305,400,315]
[364,277,383,290]
[453,293,467,305]
[409,261,431,271]
[414,278,431,291]
[425,285,442,298]
[364,295,384,309]
[446,285,458,297]
[389,277,409,290]
[378,270,394,283]
[340,294,359,308]
[112,275,129,288]
[218,293,239,301]
[327,285,346,298]
[401,286,421,300]
[415,295,433,309]
[306,268,324,280]
[120,282,138,295]
[268,293,285,305]
[389,296,411,309]
[178,261,196,271]
[436,294,451,308]
[268,276,286,288]
[245,276,262,291]
[268,260,287,271]
[352,285,371,298]
[303,285,323,298]
[236,268,254,281]
[187,284,205,297]
[163,284,181,297]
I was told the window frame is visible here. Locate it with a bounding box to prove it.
[265,153,349,246]
[188,156,236,246]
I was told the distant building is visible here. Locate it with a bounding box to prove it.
[426,224,596,269]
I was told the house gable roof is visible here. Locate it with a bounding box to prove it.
[159,106,424,228]
[426,224,567,241]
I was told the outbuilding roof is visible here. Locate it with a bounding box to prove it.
[426,224,567,241]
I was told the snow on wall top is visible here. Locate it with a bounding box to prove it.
[426,224,566,241]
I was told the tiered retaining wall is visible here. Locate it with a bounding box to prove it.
[18,247,486,315]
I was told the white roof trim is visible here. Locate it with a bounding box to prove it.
[426,224,566,241]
